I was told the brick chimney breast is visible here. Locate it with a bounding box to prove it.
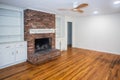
[24,9,59,64]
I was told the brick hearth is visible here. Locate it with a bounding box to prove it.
[24,9,60,64]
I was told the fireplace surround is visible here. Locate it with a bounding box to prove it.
[24,9,61,64]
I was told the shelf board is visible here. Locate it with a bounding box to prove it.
[0,25,21,27]
[0,14,21,18]
[0,35,22,37]
[0,7,21,13]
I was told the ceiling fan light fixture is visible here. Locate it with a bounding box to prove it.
[93,11,98,14]
[73,1,78,8]
[113,1,120,5]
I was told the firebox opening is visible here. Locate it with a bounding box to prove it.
[35,38,52,53]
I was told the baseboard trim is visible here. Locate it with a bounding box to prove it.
[73,47,120,56]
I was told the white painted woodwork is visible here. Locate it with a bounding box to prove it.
[0,4,24,43]
[29,29,55,34]
[0,41,27,69]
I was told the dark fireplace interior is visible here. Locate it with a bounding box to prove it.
[35,38,52,53]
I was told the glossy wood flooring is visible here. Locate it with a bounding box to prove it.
[0,48,120,80]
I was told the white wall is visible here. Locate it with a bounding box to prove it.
[73,13,120,55]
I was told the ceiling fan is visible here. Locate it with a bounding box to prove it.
[58,2,88,13]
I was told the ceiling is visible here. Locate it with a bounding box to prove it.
[0,0,120,16]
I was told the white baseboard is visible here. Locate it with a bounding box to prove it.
[0,59,27,69]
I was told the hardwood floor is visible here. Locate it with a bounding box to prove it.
[0,48,120,80]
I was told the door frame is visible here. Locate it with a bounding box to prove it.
[65,16,74,48]
[67,22,72,47]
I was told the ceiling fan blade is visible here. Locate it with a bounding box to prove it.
[58,9,72,11]
[72,9,84,13]
[75,3,88,9]
[77,9,84,13]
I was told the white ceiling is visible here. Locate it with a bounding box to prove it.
[0,0,120,16]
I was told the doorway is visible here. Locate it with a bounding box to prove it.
[67,22,72,48]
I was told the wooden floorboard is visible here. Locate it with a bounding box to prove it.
[0,48,120,80]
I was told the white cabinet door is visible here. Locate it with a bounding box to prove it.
[0,41,27,69]
[15,43,27,62]
[0,45,15,67]
[56,38,61,50]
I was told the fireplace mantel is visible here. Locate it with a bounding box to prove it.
[29,29,55,34]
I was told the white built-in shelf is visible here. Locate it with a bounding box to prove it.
[0,35,22,37]
[0,4,23,43]
[0,8,21,17]
[0,25,20,27]
[0,14,21,18]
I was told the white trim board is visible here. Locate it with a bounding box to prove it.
[29,29,55,34]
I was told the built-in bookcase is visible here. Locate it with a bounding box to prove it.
[0,4,23,43]
[56,16,65,38]
[55,15,66,50]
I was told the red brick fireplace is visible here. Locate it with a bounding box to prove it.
[24,9,60,64]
